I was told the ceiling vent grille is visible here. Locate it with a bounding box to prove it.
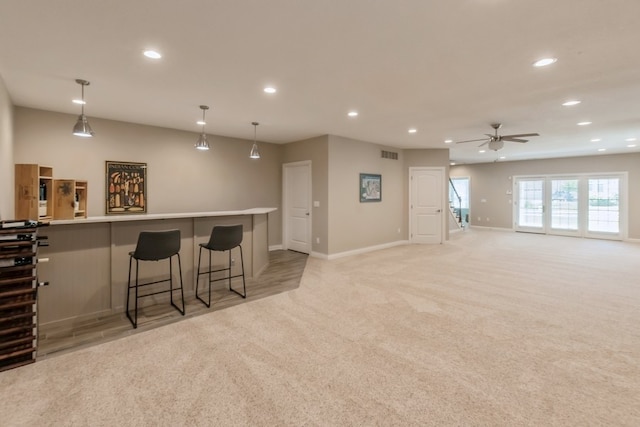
[381,150,398,160]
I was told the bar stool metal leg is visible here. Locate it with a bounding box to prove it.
[228,245,246,299]
[170,253,185,315]
[195,246,212,308]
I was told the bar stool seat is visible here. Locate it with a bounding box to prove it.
[126,229,185,328]
[196,224,246,307]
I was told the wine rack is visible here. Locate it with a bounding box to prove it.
[0,220,48,372]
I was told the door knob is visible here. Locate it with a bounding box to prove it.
[305,213,310,216]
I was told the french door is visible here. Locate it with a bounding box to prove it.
[514,174,625,239]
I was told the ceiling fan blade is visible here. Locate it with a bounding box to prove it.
[478,140,490,147]
[455,138,490,144]
[502,137,529,143]
[501,133,539,138]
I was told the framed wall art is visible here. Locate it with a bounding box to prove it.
[106,161,147,214]
[360,173,381,202]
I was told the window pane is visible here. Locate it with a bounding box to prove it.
[551,179,578,230]
[450,178,469,209]
[588,178,619,233]
[518,180,544,227]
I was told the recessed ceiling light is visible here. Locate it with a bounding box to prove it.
[577,121,592,126]
[479,150,486,153]
[499,156,506,160]
[444,139,453,144]
[143,50,162,59]
[450,162,456,166]
[72,99,86,105]
[348,111,358,117]
[408,128,417,134]
[625,137,636,142]
[562,100,581,106]
[627,144,637,148]
[264,86,276,94]
[533,57,557,67]
[197,120,206,125]
[590,138,601,142]
[597,148,606,152]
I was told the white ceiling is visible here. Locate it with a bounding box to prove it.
[1,0,639,164]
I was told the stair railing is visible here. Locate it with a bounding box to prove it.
[449,178,463,224]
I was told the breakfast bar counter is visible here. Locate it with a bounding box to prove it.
[37,208,277,328]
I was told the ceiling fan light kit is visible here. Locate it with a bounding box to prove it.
[454,123,540,151]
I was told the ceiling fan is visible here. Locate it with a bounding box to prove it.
[455,123,539,151]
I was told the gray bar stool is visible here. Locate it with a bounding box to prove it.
[126,229,185,328]
[196,224,246,307]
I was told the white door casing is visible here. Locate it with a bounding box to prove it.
[513,173,627,240]
[410,167,444,244]
[283,161,312,253]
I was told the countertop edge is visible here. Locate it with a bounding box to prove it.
[48,208,278,225]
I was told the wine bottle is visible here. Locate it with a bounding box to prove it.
[0,257,33,267]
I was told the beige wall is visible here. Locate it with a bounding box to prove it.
[281,139,452,256]
[451,153,640,239]
[13,107,283,246]
[0,75,13,220]
[328,135,405,254]
[282,135,329,254]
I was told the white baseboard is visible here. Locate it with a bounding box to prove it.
[269,244,283,251]
[310,251,328,260]
[469,225,514,232]
[326,240,409,260]
[624,238,640,244]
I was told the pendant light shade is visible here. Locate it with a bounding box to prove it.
[72,79,94,137]
[195,105,210,150]
[249,121,260,159]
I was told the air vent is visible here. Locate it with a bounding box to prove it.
[381,150,398,160]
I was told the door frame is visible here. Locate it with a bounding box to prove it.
[282,160,312,253]
[513,172,628,240]
[513,176,547,234]
[409,167,446,244]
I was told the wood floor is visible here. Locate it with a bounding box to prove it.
[37,250,308,359]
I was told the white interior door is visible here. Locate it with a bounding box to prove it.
[410,168,444,244]
[283,161,311,253]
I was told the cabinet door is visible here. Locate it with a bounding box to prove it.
[15,164,39,220]
[53,179,76,220]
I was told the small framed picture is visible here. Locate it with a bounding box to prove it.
[106,161,147,214]
[360,173,381,202]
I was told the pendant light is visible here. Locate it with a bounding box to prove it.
[195,105,210,150]
[249,122,260,159]
[72,79,94,137]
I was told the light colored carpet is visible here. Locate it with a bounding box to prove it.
[2,229,639,426]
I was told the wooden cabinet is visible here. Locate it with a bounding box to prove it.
[15,164,53,221]
[0,220,41,372]
[53,180,88,220]
[15,164,88,220]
